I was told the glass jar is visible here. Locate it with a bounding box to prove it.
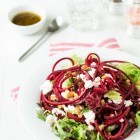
[124,0,140,38]
[108,0,124,14]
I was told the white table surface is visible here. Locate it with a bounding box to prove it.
[0,0,140,140]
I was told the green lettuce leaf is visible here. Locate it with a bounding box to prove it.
[36,110,46,121]
[104,90,122,100]
[71,54,85,65]
[82,107,90,114]
[117,63,140,84]
[96,132,104,140]
[63,77,76,88]
[135,111,140,125]
[53,117,97,140]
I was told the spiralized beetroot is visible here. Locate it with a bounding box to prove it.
[39,53,140,140]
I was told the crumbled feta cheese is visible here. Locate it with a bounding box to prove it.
[52,108,65,116]
[112,99,122,104]
[94,77,101,82]
[77,75,80,79]
[64,105,75,114]
[61,90,69,98]
[91,62,96,67]
[46,115,57,127]
[119,118,124,122]
[83,110,95,125]
[40,80,53,95]
[85,80,94,89]
[108,100,113,103]
[88,68,96,78]
[108,99,122,104]
[88,125,94,130]
[124,100,133,107]
[84,77,101,89]
[79,74,87,82]
[104,73,113,79]
[93,77,101,87]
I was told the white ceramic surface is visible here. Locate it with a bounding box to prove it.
[18,47,140,140]
[8,5,47,35]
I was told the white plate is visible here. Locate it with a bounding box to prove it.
[18,47,140,140]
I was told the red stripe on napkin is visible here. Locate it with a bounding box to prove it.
[49,38,120,56]
[106,44,120,49]
[50,43,95,47]
[97,38,118,47]
[50,48,74,51]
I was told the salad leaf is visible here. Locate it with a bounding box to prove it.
[53,117,96,140]
[135,111,140,125]
[96,132,104,140]
[82,107,90,114]
[63,78,76,88]
[71,54,85,65]
[86,130,97,140]
[104,90,122,100]
[36,110,46,121]
[106,124,117,132]
[117,63,140,84]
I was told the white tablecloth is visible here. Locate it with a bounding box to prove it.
[0,0,140,140]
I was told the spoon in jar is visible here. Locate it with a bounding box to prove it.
[19,16,64,62]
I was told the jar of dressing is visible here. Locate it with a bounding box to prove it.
[124,0,140,38]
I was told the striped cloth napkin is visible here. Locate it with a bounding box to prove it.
[10,38,120,104]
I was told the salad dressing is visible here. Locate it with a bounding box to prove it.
[12,12,41,26]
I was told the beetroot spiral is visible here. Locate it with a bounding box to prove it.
[39,53,140,140]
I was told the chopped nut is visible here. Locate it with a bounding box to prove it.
[50,94,58,101]
[65,71,71,76]
[125,79,130,86]
[66,91,78,99]
[99,124,105,131]
[74,105,83,118]
[108,132,112,136]
[66,91,75,99]
[72,72,77,76]
[74,93,78,99]
[102,75,106,79]
[58,105,65,109]
[110,114,115,117]
[81,65,91,71]
[101,99,105,106]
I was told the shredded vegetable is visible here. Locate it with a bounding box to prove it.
[37,53,140,140]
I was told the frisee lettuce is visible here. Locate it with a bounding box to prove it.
[53,117,97,140]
